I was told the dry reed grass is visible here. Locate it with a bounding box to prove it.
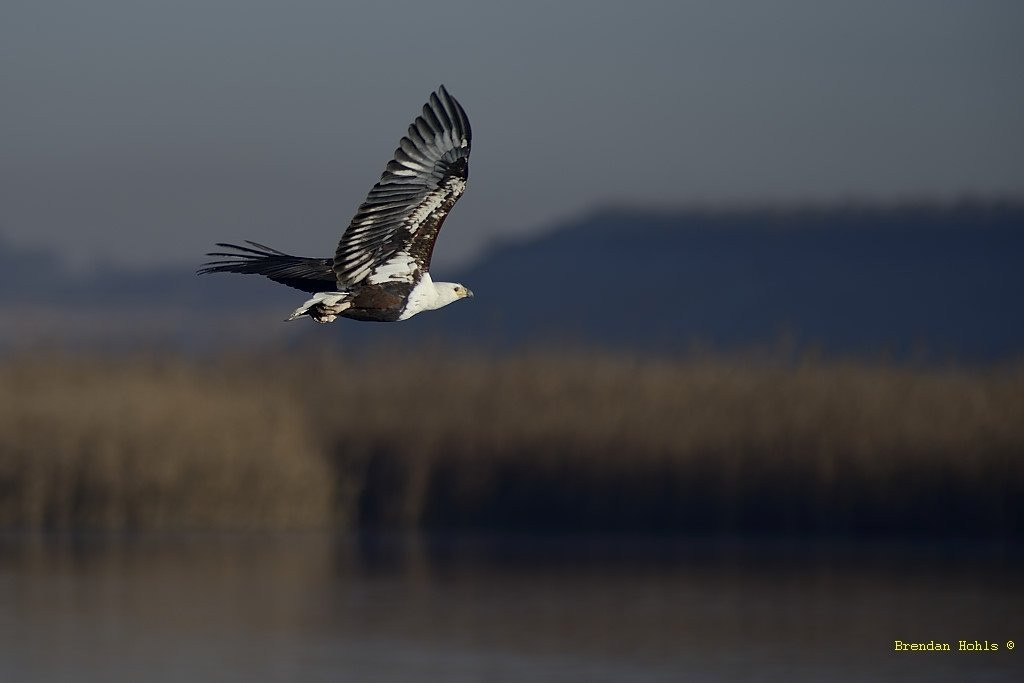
[0,354,332,530]
[1,350,1021,536]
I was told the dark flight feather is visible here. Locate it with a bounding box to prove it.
[198,241,334,294]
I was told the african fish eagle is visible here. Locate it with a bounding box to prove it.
[198,85,473,323]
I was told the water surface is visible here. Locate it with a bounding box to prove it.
[1,534,1020,682]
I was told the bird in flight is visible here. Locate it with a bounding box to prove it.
[199,85,473,323]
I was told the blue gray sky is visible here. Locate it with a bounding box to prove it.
[2,1,1022,270]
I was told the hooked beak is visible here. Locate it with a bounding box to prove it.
[465,288,474,298]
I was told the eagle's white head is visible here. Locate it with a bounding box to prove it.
[398,275,473,321]
[433,282,474,306]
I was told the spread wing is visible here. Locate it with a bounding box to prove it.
[198,241,335,294]
[333,85,471,287]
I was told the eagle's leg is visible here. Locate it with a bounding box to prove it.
[286,291,352,323]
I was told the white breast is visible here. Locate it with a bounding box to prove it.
[398,273,440,321]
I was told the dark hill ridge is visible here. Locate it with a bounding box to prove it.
[2,203,1023,359]
[422,202,1024,359]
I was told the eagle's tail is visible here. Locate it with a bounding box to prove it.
[287,291,353,323]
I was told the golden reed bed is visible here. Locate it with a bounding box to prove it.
[1,350,1021,536]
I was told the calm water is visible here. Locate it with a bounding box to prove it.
[1,533,1020,682]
